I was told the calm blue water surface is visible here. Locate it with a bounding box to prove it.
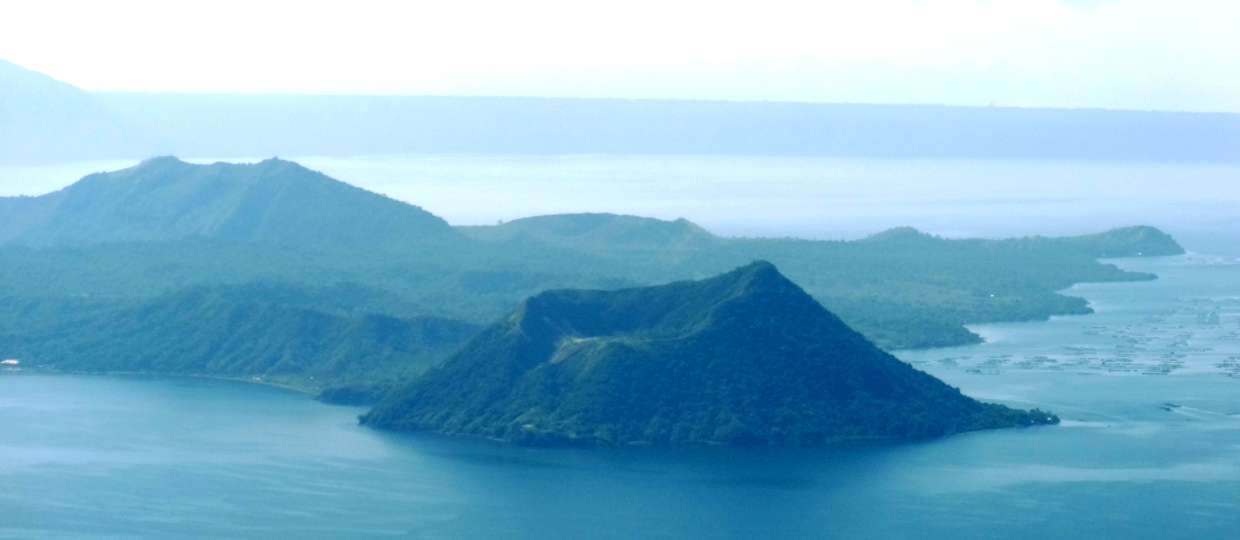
[3,156,1239,538]
[3,254,1239,539]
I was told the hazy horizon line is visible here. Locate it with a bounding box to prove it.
[83,90,1238,116]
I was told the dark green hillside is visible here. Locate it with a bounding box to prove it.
[0,159,1186,353]
[0,237,630,324]
[1042,225,1183,258]
[361,262,1056,446]
[2,283,480,403]
[0,157,458,248]
[692,226,1182,348]
[0,157,1187,418]
[0,221,1181,351]
[455,220,1183,348]
[459,213,720,252]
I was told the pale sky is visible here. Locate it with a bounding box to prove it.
[2,0,1238,112]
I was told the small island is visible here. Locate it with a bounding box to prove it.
[361,262,1057,446]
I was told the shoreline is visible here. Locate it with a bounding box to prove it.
[0,367,325,399]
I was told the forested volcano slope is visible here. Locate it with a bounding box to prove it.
[0,283,479,403]
[463,216,1182,348]
[361,262,1057,446]
[0,158,1183,396]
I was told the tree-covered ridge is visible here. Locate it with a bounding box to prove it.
[0,158,1185,354]
[456,219,1182,348]
[2,283,480,403]
[459,213,720,251]
[704,226,1181,348]
[361,262,1058,446]
[0,157,456,248]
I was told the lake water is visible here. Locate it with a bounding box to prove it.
[2,155,1238,538]
[3,254,1239,540]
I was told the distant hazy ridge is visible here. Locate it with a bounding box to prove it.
[0,156,455,248]
[89,93,1240,163]
[4,59,1238,164]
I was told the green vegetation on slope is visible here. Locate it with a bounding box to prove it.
[0,158,1186,401]
[361,262,1058,446]
[2,283,479,403]
[462,217,1181,348]
[0,157,457,248]
[0,220,1174,350]
[458,213,719,251]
